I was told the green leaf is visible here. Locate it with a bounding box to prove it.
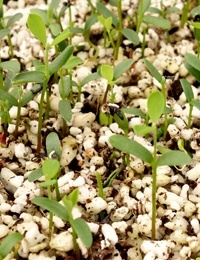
[0,28,10,39]
[30,8,48,26]
[28,168,43,182]
[96,2,119,27]
[147,91,164,123]
[50,28,70,46]
[134,125,155,136]
[49,45,74,75]
[144,59,163,83]
[0,232,23,258]
[165,7,180,15]
[46,132,61,159]
[6,13,23,27]
[190,99,200,110]
[109,135,153,164]
[138,0,151,14]
[70,218,93,248]
[58,76,70,98]
[63,56,82,70]
[180,79,194,102]
[121,28,140,45]
[101,64,114,82]
[113,59,134,80]
[147,7,162,15]
[143,15,171,30]
[185,53,200,82]
[20,91,34,106]
[13,71,45,84]
[191,5,200,16]
[49,23,61,36]
[85,14,98,31]
[68,188,79,207]
[42,158,60,180]
[27,13,46,45]
[0,90,18,106]
[40,179,57,187]
[113,111,129,136]
[59,99,72,122]
[157,151,191,166]
[0,60,20,72]
[122,107,146,119]
[80,72,101,87]
[189,21,200,29]
[32,197,69,221]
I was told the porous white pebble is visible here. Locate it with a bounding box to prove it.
[186,163,200,180]
[50,231,74,252]
[29,120,39,135]
[72,112,95,127]
[9,107,28,119]
[0,224,9,238]
[60,136,77,167]
[78,185,97,204]
[101,224,118,249]
[14,143,28,158]
[86,197,107,214]
[184,201,196,217]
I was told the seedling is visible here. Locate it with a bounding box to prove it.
[109,91,192,239]
[12,13,74,153]
[180,79,200,128]
[0,232,23,260]
[144,58,172,139]
[32,188,93,260]
[0,0,23,58]
[98,59,134,126]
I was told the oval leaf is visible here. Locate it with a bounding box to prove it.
[46,132,61,159]
[59,99,72,122]
[71,218,93,248]
[0,60,20,72]
[0,90,18,106]
[157,151,191,166]
[28,168,43,182]
[180,79,194,102]
[113,59,134,80]
[48,45,74,75]
[101,64,114,82]
[185,53,200,82]
[13,71,45,84]
[121,28,140,45]
[143,15,171,30]
[50,28,70,46]
[6,13,23,27]
[147,91,164,123]
[42,158,60,180]
[109,135,153,164]
[144,59,163,83]
[27,13,46,45]
[0,232,23,258]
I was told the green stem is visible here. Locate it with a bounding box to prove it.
[72,226,80,260]
[114,0,123,61]
[55,181,61,201]
[14,104,21,137]
[151,126,157,240]
[136,0,143,34]
[7,34,14,58]
[188,104,193,128]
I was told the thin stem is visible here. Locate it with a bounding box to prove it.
[151,126,157,240]
[72,227,81,260]
[14,104,21,137]
[188,104,193,128]
[114,0,123,61]
[7,34,14,58]
[136,0,143,34]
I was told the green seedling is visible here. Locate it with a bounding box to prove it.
[32,188,93,260]
[180,79,200,128]
[0,232,23,260]
[12,13,74,153]
[98,59,134,126]
[181,0,191,27]
[144,58,171,139]
[109,91,192,240]
[0,0,23,58]
[96,1,139,61]
[188,6,200,57]
[28,132,61,236]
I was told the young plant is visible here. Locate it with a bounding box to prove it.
[109,91,191,239]
[0,0,23,58]
[12,13,74,153]
[98,59,134,127]
[188,6,200,57]
[180,79,200,128]
[32,188,93,260]
[144,58,171,139]
[0,232,23,260]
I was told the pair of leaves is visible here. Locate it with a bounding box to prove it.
[109,134,191,167]
[32,189,93,248]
